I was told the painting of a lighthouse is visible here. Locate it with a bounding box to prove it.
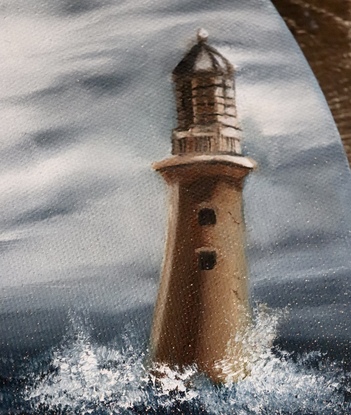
[151,29,255,382]
[1,0,351,413]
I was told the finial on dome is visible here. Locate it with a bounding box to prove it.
[197,28,209,43]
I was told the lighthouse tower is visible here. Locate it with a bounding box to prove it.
[150,30,256,383]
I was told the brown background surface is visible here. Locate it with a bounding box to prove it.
[271,0,351,163]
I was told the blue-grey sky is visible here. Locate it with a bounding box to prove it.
[1,0,351,357]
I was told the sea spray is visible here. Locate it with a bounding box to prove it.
[21,306,351,414]
[215,304,287,383]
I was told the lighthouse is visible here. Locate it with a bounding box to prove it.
[150,30,256,383]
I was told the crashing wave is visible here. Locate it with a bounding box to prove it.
[23,306,350,414]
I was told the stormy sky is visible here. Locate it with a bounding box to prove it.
[1,0,351,359]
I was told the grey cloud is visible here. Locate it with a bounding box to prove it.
[243,132,346,180]
[15,205,75,225]
[0,304,153,377]
[253,272,351,360]
[8,68,138,107]
[0,0,112,17]
[0,261,158,374]
[78,72,133,96]
[0,126,80,174]
[59,0,108,16]
[12,189,81,227]
[10,174,118,228]
[0,85,66,107]
[26,85,69,101]
[252,269,351,309]
[276,304,351,360]
[0,239,22,253]
[271,141,347,175]
[239,62,305,82]
[248,229,349,260]
[1,262,158,313]
[39,72,130,101]
[66,48,131,63]
[30,127,77,150]
[274,334,351,362]
[148,0,247,15]
[0,85,68,105]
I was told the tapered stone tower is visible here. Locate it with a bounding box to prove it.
[150,30,256,383]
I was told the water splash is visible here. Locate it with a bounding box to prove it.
[21,307,351,414]
[215,304,285,382]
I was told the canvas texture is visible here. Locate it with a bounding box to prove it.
[0,0,351,413]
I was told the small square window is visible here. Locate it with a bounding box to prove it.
[198,251,217,270]
[198,208,216,226]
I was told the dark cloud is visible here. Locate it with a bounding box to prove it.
[0,303,153,377]
[10,173,118,228]
[275,303,351,362]
[59,0,106,16]
[276,334,351,362]
[0,262,157,375]
[252,269,351,309]
[253,271,351,361]
[14,193,80,226]
[0,125,81,174]
[30,127,76,149]
[8,69,135,106]
[248,229,348,260]
[78,72,133,96]
[148,0,246,15]
[0,239,22,253]
[16,205,75,225]
[0,0,114,17]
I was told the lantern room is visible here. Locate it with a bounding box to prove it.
[172,29,242,156]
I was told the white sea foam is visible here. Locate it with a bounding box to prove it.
[25,307,350,414]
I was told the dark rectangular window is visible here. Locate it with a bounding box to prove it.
[198,251,217,270]
[198,208,216,226]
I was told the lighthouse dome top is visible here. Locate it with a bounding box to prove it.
[173,29,234,77]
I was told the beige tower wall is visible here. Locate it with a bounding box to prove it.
[151,158,253,382]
